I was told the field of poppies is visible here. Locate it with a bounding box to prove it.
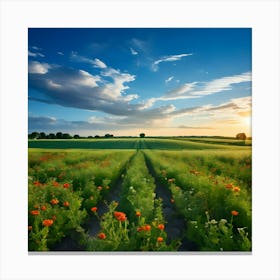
[28,138,252,252]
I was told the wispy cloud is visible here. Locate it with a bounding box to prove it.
[57,51,64,56]
[71,52,107,68]
[28,50,45,58]
[130,47,138,55]
[165,76,174,83]
[152,53,193,71]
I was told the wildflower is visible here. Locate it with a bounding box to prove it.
[168,178,175,183]
[143,224,151,231]
[30,210,40,215]
[137,227,143,232]
[41,205,47,211]
[53,181,60,187]
[28,226,32,231]
[33,181,42,186]
[97,186,103,191]
[158,224,165,230]
[63,201,70,207]
[114,211,127,221]
[91,207,98,212]
[157,237,163,242]
[50,198,59,205]
[170,198,175,203]
[135,211,141,217]
[233,186,241,192]
[63,183,70,188]
[225,183,233,189]
[231,210,239,216]
[34,205,39,209]
[42,219,54,227]
[98,232,106,239]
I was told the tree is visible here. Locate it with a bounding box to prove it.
[105,134,113,138]
[48,133,56,139]
[62,133,72,139]
[39,132,46,139]
[29,132,39,139]
[73,134,80,139]
[139,133,145,138]
[236,133,247,140]
[56,132,63,139]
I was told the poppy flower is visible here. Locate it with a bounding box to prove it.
[135,211,141,217]
[233,186,241,192]
[137,227,143,232]
[231,210,239,216]
[33,181,42,186]
[41,205,47,211]
[42,219,54,227]
[225,183,233,189]
[34,205,39,209]
[114,211,127,221]
[158,224,165,230]
[157,237,163,242]
[63,201,70,207]
[63,183,70,188]
[143,225,151,231]
[50,198,59,205]
[98,232,106,239]
[97,186,103,191]
[53,181,60,187]
[30,210,40,215]
[91,207,98,212]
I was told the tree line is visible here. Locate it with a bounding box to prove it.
[28,132,114,139]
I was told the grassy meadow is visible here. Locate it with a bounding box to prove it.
[28,137,252,252]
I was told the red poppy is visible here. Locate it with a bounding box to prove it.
[233,186,241,192]
[53,181,60,187]
[42,219,54,227]
[157,237,163,242]
[33,181,42,186]
[158,224,165,230]
[50,198,59,205]
[30,210,40,215]
[231,210,239,216]
[41,205,47,211]
[225,183,233,189]
[143,224,151,231]
[63,183,70,188]
[135,211,141,217]
[63,201,70,207]
[98,232,106,239]
[91,207,98,212]
[114,211,127,221]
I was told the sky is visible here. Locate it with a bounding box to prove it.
[28,28,252,137]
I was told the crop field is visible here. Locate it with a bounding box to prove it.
[28,138,252,252]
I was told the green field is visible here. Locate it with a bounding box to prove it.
[28,138,252,252]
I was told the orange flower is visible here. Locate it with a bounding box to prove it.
[50,198,59,205]
[114,211,127,221]
[158,224,165,230]
[41,205,47,211]
[98,232,106,239]
[135,211,141,217]
[63,183,70,188]
[30,210,40,215]
[157,237,163,242]
[34,205,39,209]
[171,198,175,203]
[28,226,32,231]
[225,183,233,189]
[97,186,103,191]
[53,181,60,187]
[91,207,98,212]
[143,224,151,231]
[233,186,241,192]
[63,201,70,207]
[137,227,143,232]
[33,181,42,186]
[42,219,54,227]
[231,210,239,216]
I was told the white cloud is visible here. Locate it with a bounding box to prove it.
[71,52,107,68]
[93,58,107,69]
[165,76,174,83]
[28,50,45,57]
[130,48,138,55]
[57,51,64,55]
[152,53,193,71]
[28,61,51,74]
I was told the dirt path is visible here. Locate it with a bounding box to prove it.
[143,152,191,251]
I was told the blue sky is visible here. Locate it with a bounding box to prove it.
[28,28,252,136]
